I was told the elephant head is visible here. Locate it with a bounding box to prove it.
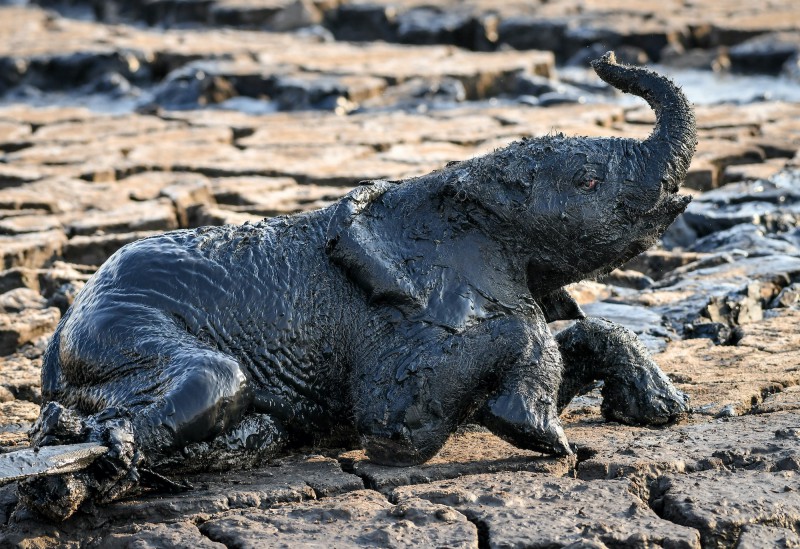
[519,51,697,293]
[327,52,697,327]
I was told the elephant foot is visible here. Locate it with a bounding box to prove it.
[479,392,572,456]
[556,317,690,426]
[601,364,690,425]
[20,405,141,521]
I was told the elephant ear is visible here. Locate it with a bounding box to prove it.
[539,287,585,323]
[326,181,424,310]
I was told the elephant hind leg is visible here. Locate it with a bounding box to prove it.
[130,345,256,461]
[22,341,266,520]
[555,317,689,424]
[152,413,287,473]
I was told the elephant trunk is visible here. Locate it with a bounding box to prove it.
[592,51,697,194]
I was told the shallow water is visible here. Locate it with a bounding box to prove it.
[561,66,800,105]
[3,63,799,116]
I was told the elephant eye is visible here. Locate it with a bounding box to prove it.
[581,179,599,191]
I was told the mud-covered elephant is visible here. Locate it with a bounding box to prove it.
[20,52,696,520]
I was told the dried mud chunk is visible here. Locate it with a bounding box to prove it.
[0,307,60,356]
[63,231,163,267]
[652,469,800,548]
[64,200,178,237]
[200,490,478,549]
[101,522,227,549]
[343,428,574,494]
[572,411,800,482]
[394,472,700,548]
[736,524,800,548]
[0,230,66,270]
[0,353,42,402]
[0,399,40,426]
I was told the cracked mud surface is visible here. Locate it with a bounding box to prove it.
[1,1,800,547]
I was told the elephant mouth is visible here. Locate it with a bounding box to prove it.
[645,193,692,220]
[642,194,692,217]
[610,193,692,271]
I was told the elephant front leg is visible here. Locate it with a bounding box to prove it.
[353,317,571,467]
[555,317,689,425]
[475,324,572,456]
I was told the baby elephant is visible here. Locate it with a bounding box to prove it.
[21,52,694,520]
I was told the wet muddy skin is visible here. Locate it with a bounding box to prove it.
[20,52,696,520]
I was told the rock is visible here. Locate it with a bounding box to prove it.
[34,262,93,303]
[701,281,763,329]
[0,267,42,295]
[341,428,574,494]
[395,7,475,47]
[653,310,800,415]
[200,490,478,549]
[626,255,800,338]
[364,76,467,109]
[623,250,705,280]
[2,458,369,546]
[0,165,43,189]
[723,159,790,184]
[209,1,287,28]
[652,469,800,548]
[270,73,385,111]
[683,159,717,191]
[267,0,322,33]
[393,472,701,548]
[564,280,613,305]
[0,120,32,152]
[682,186,800,238]
[148,70,238,111]
[0,178,119,215]
[783,52,800,80]
[0,307,60,356]
[660,211,699,250]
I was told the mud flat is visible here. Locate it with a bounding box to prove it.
[1,1,800,547]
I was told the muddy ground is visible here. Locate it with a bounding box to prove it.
[0,1,800,547]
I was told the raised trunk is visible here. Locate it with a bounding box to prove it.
[592,52,697,193]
